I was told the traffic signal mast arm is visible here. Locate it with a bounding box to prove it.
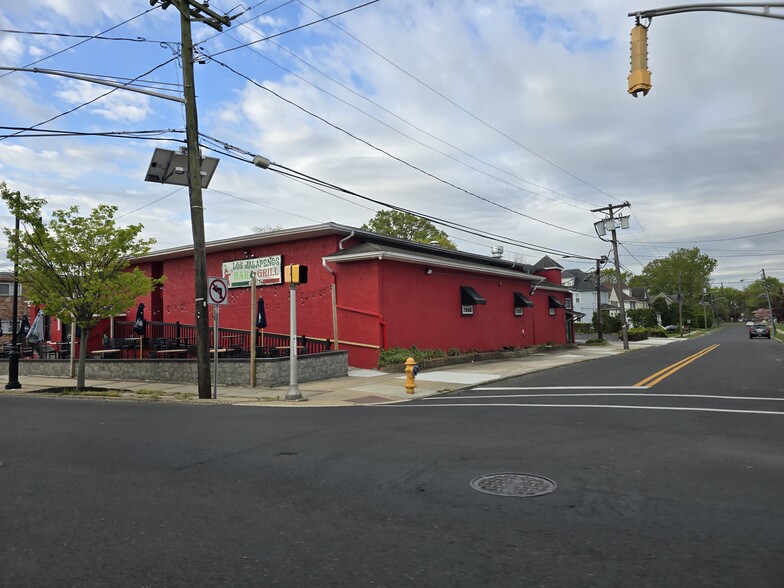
[627,3,784,96]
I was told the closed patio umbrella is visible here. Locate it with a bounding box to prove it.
[26,312,44,344]
[256,297,267,329]
[256,297,267,349]
[133,303,146,335]
[17,315,30,344]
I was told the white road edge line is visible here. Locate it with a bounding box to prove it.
[424,393,784,402]
[375,403,784,416]
[477,386,647,390]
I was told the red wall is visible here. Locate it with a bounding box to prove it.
[122,237,570,368]
[375,261,567,354]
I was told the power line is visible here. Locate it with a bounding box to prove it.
[208,58,596,239]
[0,6,161,79]
[296,0,613,203]
[645,228,784,244]
[0,57,179,143]
[199,137,594,259]
[0,28,172,44]
[197,12,595,211]
[0,126,183,140]
[209,0,380,58]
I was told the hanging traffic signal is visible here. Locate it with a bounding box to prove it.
[628,23,652,97]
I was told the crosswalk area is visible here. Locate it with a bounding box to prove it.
[414,385,784,416]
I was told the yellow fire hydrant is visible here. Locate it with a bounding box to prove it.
[404,357,417,394]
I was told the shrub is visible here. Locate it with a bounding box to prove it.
[378,346,446,366]
[647,326,668,338]
[584,338,608,346]
[626,327,649,341]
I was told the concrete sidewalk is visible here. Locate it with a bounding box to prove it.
[3,338,687,407]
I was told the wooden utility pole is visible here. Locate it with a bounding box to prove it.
[155,0,231,398]
[591,202,631,350]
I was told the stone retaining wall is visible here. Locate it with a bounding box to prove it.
[0,351,348,387]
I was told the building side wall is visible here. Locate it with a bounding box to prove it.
[331,259,383,369]
[378,261,567,354]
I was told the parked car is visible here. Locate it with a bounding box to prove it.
[749,324,771,339]
[746,321,754,327]
[664,325,678,332]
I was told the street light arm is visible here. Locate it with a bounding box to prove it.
[0,66,186,103]
[630,3,784,21]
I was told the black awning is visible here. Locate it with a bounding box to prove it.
[514,292,534,307]
[461,286,486,305]
[548,295,565,308]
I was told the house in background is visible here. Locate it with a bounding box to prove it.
[114,223,575,369]
[561,268,615,326]
[0,271,32,341]
[609,283,651,320]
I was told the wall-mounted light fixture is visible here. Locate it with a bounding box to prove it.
[425,267,433,275]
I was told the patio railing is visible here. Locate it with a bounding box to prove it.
[113,321,333,357]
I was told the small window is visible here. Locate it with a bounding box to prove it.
[565,298,572,310]
[514,307,523,316]
[0,283,19,296]
[549,308,556,316]
[461,305,474,316]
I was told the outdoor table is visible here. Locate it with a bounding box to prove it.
[153,348,188,358]
[275,345,305,357]
[90,349,121,358]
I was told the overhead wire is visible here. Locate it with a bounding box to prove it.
[196,6,595,211]
[208,57,597,239]
[0,28,172,45]
[198,136,594,259]
[0,6,162,79]
[296,0,666,261]
[209,0,380,58]
[0,57,179,143]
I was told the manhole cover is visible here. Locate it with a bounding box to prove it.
[470,473,557,497]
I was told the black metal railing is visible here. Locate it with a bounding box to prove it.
[113,321,332,358]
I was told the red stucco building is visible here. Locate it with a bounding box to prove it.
[78,223,574,368]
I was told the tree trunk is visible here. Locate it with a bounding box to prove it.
[76,326,90,390]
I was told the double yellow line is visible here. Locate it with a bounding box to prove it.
[634,344,720,388]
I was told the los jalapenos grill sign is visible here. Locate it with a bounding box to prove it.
[222,255,282,288]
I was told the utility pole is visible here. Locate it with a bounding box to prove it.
[595,256,607,340]
[591,202,631,350]
[678,271,684,336]
[154,0,231,399]
[761,268,778,336]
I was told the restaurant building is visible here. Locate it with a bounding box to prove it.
[88,223,573,369]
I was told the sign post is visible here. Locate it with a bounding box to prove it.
[208,276,229,399]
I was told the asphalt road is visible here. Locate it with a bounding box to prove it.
[1,325,782,587]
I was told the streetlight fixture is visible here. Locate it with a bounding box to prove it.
[144,147,219,187]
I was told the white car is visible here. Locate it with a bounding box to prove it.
[746,321,754,327]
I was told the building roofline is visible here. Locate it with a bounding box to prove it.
[135,222,546,277]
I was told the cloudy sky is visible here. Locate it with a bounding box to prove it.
[1,0,782,287]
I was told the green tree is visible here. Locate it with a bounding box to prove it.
[2,183,162,389]
[627,308,658,329]
[599,267,634,285]
[638,248,717,303]
[742,276,783,322]
[361,210,456,249]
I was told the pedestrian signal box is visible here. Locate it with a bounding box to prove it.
[284,264,308,284]
[628,23,651,97]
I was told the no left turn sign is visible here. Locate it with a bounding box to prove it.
[208,277,229,305]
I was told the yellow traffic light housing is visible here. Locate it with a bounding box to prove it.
[284,264,308,284]
[628,23,652,97]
